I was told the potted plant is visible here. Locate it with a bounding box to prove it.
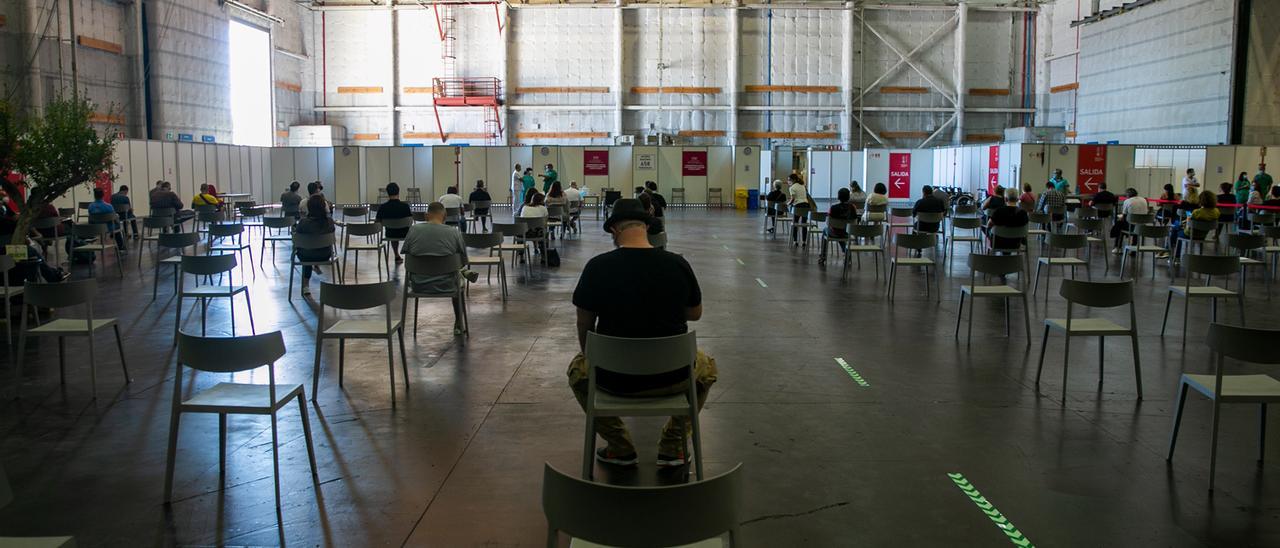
[0,95,118,247]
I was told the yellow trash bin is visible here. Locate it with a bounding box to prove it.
[734,188,749,210]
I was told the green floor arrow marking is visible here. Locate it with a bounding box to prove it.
[755,278,768,288]
[736,258,746,266]
[834,358,870,387]
[722,244,731,251]
[948,473,1034,548]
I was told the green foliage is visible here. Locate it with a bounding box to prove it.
[1,95,118,241]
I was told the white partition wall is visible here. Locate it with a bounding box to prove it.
[333,146,361,205]
[632,146,658,194]
[432,146,458,198]
[609,147,634,194]
[412,147,434,200]
[734,146,758,191]
[808,150,832,200]
[706,147,733,204]
[484,147,512,203]
[365,147,391,203]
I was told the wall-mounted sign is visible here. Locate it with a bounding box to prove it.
[888,152,911,199]
[1077,144,1107,194]
[164,131,175,141]
[177,133,193,142]
[584,150,609,176]
[201,135,216,143]
[987,145,1000,195]
[682,151,707,177]
[636,153,655,170]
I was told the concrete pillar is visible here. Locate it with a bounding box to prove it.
[727,1,740,146]
[614,0,625,141]
[953,0,968,145]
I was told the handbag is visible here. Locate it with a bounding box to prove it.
[545,248,561,267]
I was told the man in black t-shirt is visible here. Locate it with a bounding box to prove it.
[376,182,413,262]
[644,181,667,218]
[912,185,947,233]
[568,198,718,468]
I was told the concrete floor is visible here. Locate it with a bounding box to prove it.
[2,207,1279,547]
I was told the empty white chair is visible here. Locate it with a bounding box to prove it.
[15,279,129,401]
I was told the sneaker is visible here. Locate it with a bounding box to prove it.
[595,447,638,466]
[313,265,324,276]
[656,452,686,467]
[301,286,312,296]
[1111,248,1122,255]
[462,270,480,283]
[395,256,404,264]
[57,269,71,282]
[1156,252,1170,259]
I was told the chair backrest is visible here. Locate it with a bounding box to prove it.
[1138,224,1168,239]
[463,232,503,249]
[58,207,76,218]
[193,204,217,214]
[240,206,268,218]
[825,218,847,234]
[1059,279,1133,308]
[969,253,1023,277]
[866,203,887,214]
[342,206,369,218]
[951,216,981,230]
[405,253,463,277]
[542,462,743,547]
[197,210,223,223]
[22,278,95,309]
[263,216,295,229]
[1184,254,1240,277]
[547,205,565,218]
[585,331,697,377]
[320,280,397,310]
[292,231,336,251]
[953,204,977,215]
[158,232,200,250]
[809,211,827,223]
[471,200,492,211]
[412,211,429,222]
[1252,213,1276,225]
[1207,323,1280,365]
[113,203,131,214]
[1265,225,1280,240]
[522,216,548,231]
[1074,206,1098,219]
[88,212,119,224]
[648,231,668,248]
[1229,233,1265,252]
[72,223,107,238]
[1185,219,1216,239]
[445,207,462,221]
[207,223,245,238]
[890,207,913,219]
[345,222,383,237]
[1074,218,1103,233]
[992,224,1028,240]
[177,331,286,373]
[1027,212,1049,224]
[31,217,62,230]
[181,253,237,275]
[1127,212,1155,225]
[1047,233,1087,250]
[894,232,936,250]
[143,216,174,229]
[0,255,13,276]
[915,212,944,224]
[382,217,414,230]
[493,222,527,237]
[848,223,882,239]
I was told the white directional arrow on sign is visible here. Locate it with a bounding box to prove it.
[893,179,906,189]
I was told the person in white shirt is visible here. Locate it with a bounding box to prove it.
[863,182,889,221]
[785,174,810,244]
[438,186,465,231]
[1111,188,1150,252]
[518,193,550,259]
[1181,168,1199,201]
[563,182,584,234]
[511,163,523,215]
[564,182,582,204]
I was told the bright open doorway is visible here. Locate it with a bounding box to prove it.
[229,20,271,147]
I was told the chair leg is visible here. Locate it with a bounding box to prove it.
[229,294,236,337]
[1035,325,1050,388]
[163,410,182,503]
[1160,291,1173,336]
[218,413,228,480]
[583,409,597,480]
[966,293,976,346]
[954,292,964,340]
[88,329,98,400]
[1131,332,1143,400]
[1260,403,1268,465]
[245,293,256,334]
[387,337,397,405]
[399,328,409,388]
[338,339,346,386]
[689,406,705,481]
[114,325,131,383]
[1061,333,1071,402]
[1209,400,1223,492]
[1097,336,1105,387]
[1022,294,1032,346]
[270,411,282,509]
[1167,382,1190,460]
[311,336,323,402]
[58,336,66,384]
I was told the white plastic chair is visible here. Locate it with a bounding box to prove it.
[1036,279,1143,402]
[15,279,130,400]
[1160,254,1245,346]
[312,281,408,404]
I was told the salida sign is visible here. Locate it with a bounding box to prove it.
[889,152,911,199]
[583,150,609,176]
[987,146,1000,195]
[1077,145,1107,194]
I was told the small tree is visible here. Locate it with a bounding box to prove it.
[1,96,118,242]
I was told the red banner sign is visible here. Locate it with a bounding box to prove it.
[583,149,609,176]
[682,150,707,177]
[1077,145,1107,194]
[888,152,911,199]
[988,145,1000,195]
[94,170,113,198]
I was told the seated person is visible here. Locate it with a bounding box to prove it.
[192,184,223,211]
[88,188,126,250]
[1266,186,1280,208]
[645,181,667,218]
[468,180,492,231]
[1216,182,1237,231]
[1018,184,1037,212]
[1037,181,1065,224]
[294,195,335,297]
[376,182,413,263]
[150,181,190,231]
[404,202,479,335]
[864,183,889,222]
[0,193,69,283]
[568,198,717,468]
[563,182,583,232]
[110,185,138,238]
[1110,188,1149,252]
[820,188,856,265]
[1165,191,1219,259]
[987,188,1029,251]
[520,193,550,258]
[765,181,786,233]
[912,185,946,233]
[1091,183,1117,217]
[438,186,465,232]
[980,186,1004,213]
[280,181,303,219]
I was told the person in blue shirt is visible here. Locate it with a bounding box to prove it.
[88,187,126,250]
[1049,169,1070,194]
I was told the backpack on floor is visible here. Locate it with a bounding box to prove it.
[545,248,561,267]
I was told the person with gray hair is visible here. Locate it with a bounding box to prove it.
[987,186,1028,251]
[404,202,479,335]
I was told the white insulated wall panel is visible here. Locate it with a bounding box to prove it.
[190,144,208,200]
[558,147,585,188]
[326,11,392,108]
[509,9,614,107]
[177,144,194,198]
[148,0,233,143]
[1075,0,1233,144]
[627,10,729,107]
